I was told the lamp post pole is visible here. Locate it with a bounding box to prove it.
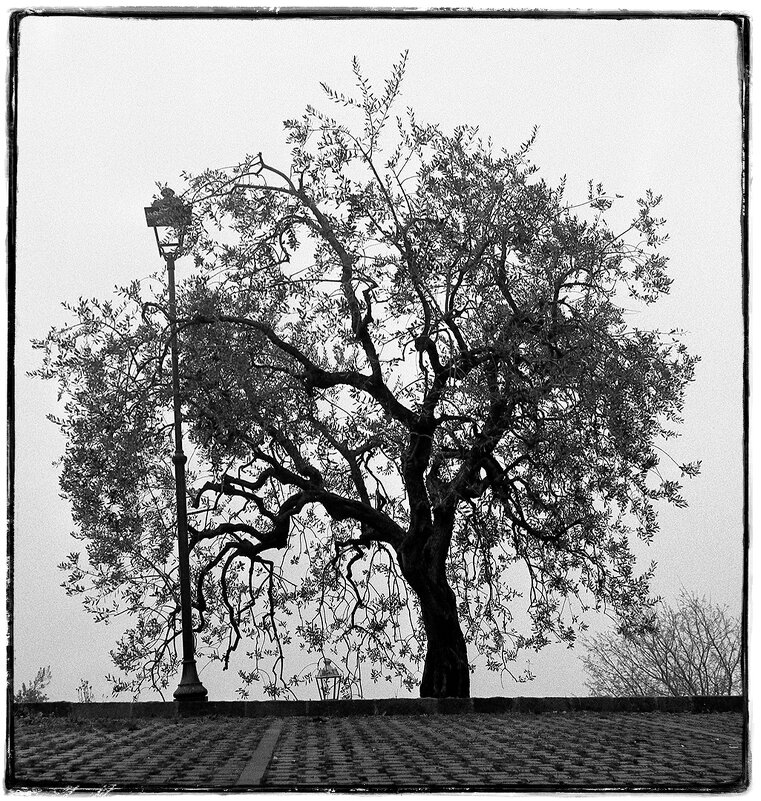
[165,252,207,703]
[146,189,207,704]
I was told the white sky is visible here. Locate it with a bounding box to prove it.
[11,13,745,703]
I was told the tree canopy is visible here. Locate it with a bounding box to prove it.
[582,591,741,696]
[34,55,699,699]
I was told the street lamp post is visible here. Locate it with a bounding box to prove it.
[145,188,208,704]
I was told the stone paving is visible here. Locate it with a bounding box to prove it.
[10,716,271,788]
[9,710,747,791]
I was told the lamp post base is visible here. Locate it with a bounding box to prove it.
[173,660,208,703]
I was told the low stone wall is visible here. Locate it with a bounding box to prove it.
[14,694,744,719]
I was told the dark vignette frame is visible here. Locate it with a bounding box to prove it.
[5,7,750,793]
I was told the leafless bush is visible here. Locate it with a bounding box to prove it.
[582,591,741,696]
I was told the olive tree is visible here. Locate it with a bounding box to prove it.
[34,55,698,698]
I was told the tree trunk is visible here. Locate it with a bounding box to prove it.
[399,548,470,698]
[418,580,470,698]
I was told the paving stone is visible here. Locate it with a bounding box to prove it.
[9,709,746,790]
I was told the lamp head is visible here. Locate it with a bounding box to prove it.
[145,188,192,260]
[315,658,343,701]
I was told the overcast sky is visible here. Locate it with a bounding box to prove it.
[12,13,744,702]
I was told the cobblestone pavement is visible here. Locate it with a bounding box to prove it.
[10,716,272,789]
[10,711,746,791]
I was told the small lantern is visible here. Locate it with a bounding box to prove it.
[144,187,192,260]
[315,658,342,700]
